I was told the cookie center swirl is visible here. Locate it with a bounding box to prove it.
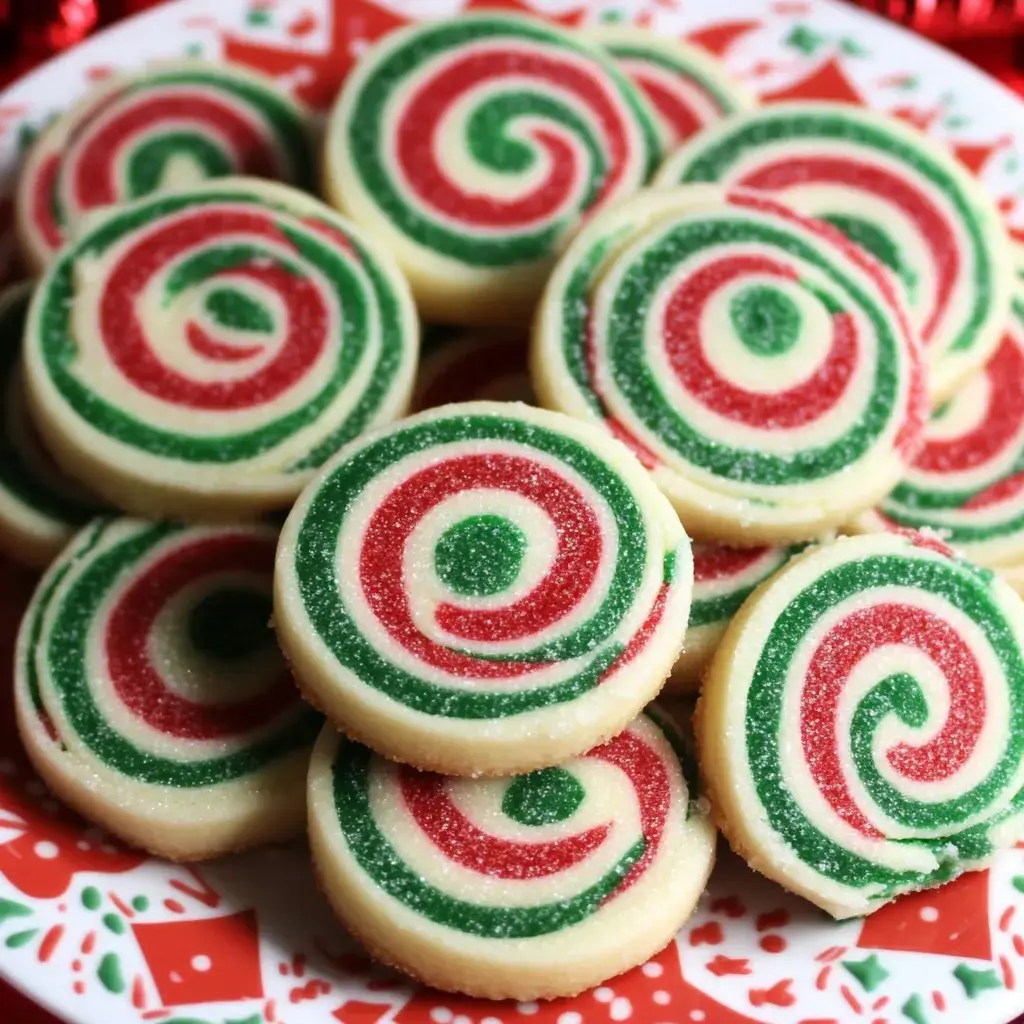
[435,514,527,597]
[203,286,275,335]
[728,283,801,357]
[502,767,585,826]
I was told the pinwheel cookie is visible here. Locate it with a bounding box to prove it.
[275,401,693,776]
[654,103,1013,402]
[697,531,1024,918]
[22,178,418,520]
[308,708,715,1000]
[532,187,927,544]
[15,519,321,860]
[16,61,313,272]
[412,329,533,411]
[671,541,803,691]
[852,291,1024,591]
[323,13,660,324]
[587,26,754,151]
[0,283,106,567]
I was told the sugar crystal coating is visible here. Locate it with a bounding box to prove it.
[14,518,320,857]
[22,179,419,519]
[323,13,661,322]
[698,531,1024,918]
[275,401,693,776]
[308,709,715,999]
[655,103,1013,401]
[16,62,314,271]
[533,187,926,543]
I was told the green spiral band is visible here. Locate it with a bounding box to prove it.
[23,180,419,518]
[700,531,1024,917]
[276,401,692,775]
[654,103,1013,401]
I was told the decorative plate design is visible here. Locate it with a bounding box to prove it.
[2,1,1024,1023]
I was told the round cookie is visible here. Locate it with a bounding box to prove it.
[22,178,419,520]
[671,541,801,691]
[323,13,660,325]
[275,401,693,776]
[16,62,314,273]
[0,283,106,567]
[308,708,715,1000]
[697,531,1024,918]
[14,518,321,860]
[654,102,1014,403]
[852,291,1024,586]
[587,26,754,151]
[412,329,533,411]
[532,186,927,545]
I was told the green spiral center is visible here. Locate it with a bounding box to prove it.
[502,767,584,825]
[204,287,273,333]
[187,586,275,660]
[435,514,526,597]
[729,284,801,357]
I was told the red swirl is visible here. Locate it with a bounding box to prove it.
[800,603,984,838]
[629,66,714,144]
[100,208,329,410]
[396,48,630,226]
[358,453,601,677]
[693,542,772,583]
[737,158,957,347]
[914,334,1024,475]
[68,93,277,212]
[400,726,668,895]
[105,534,294,740]
[664,254,856,429]
[728,191,926,456]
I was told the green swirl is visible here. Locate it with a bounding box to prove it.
[41,520,320,786]
[878,298,1024,544]
[33,188,411,469]
[340,15,659,267]
[746,552,1024,895]
[293,412,680,718]
[599,216,902,484]
[665,109,994,357]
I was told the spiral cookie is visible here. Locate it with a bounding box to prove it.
[412,329,533,411]
[276,401,692,776]
[0,283,106,567]
[697,531,1024,918]
[532,187,926,544]
[671,541,801,691]
[853,294,1024,586]
[587,26,753,151]
[14,518,321,860]
[22,178,418,520]
[323,13,660,325]
[308,708,715,999]
[16,62,314,273]
[654,103,1013,402]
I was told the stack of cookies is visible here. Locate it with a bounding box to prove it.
[6,9,1024,1007]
